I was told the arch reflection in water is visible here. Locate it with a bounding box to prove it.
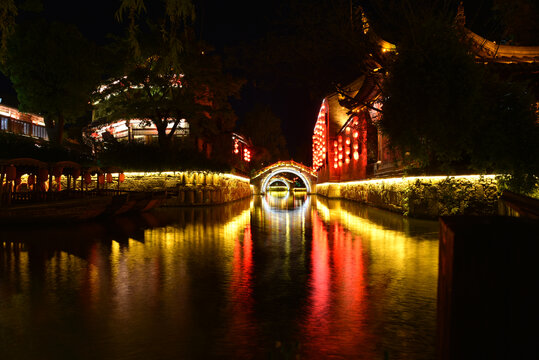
[0,195,439,359]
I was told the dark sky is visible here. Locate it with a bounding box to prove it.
[0,0,507,164]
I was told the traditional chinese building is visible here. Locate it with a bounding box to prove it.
[0,104,48,141]
[85,115,190,144]
[312,4,539,183]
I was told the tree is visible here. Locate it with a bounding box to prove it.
[380,14,483,169]
[240,104,289,167]
[379,6,539,192]
[1,19,101,143]
[492,0,539,45]
[95,1,243,152]
[0,0,17,62]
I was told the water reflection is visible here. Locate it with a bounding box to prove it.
[0,194,438,359]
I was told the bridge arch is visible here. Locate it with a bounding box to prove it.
[250,160,317,194]
[267,177,291,192]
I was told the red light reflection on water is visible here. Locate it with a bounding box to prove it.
[226,224,257,356]
[302,211,372,357]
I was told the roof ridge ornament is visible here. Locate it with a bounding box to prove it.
[456,1,466,27]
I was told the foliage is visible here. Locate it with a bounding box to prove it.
[379,8,539,194]
[116,0,195,68]
[96,1,243,151]
[402,177,499,218]
[338,175,501,218]
[492,0,539,45]
[380,14,483,169]
[96,140,231,172]
[0,0,17,61]
[1,19,101,143]
[240,104,289,168]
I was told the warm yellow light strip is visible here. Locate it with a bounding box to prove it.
[317,174,498,187]
[123,171,250,183]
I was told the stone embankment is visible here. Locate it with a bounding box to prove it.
[316,175,499,219]
[80,171,252,206]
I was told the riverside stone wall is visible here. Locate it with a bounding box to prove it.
[59,171,252,206]
[125,172,252,206]
[316,175,499,219]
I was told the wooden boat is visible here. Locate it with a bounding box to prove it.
[111,191,168,215]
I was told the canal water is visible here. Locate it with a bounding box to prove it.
[0,193,439,360]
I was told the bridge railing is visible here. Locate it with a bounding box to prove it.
[251,160,317,179]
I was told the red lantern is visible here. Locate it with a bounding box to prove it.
[6,165,16,181]
[28,174,36,185]
[98,174,105,185]
[119,173,125,183]
[106,173,113,183]
[72,169,81,179]
[37,168,49,183]
[84,172,92,185]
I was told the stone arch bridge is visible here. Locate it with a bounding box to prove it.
[251,160,317,194]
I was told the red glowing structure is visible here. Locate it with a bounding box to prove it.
[312,2,539,184]
[232,133,253,163]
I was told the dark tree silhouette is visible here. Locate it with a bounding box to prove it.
[1,19,100,143]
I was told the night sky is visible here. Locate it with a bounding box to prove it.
[0,0,507,164]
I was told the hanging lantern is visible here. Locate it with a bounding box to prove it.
[119,173,125,183]
[84,172,92,185]
[28,174,36,185]
[106,173,113,183]
[353,151,359,160]
[98,174,105,185]
[6,165,16,181]
[72,169,81,179]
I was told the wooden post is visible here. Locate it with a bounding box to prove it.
[0,169,4,207]
[48,173,52,196]
[437,216,539,360]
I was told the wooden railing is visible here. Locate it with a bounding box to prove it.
[498,190,539,219]
[0,116,49,140]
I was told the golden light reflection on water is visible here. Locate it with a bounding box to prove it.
[312,197,439,358]
[0,196,439,359]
